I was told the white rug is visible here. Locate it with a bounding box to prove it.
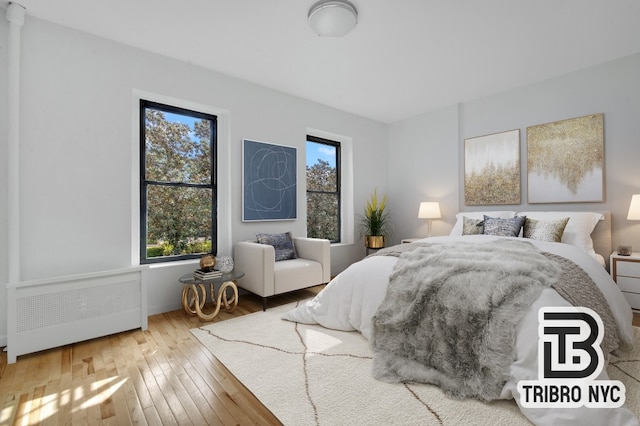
[191,301,640,426]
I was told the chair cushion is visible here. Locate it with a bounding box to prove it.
[256,232,297,261]
[274,258,323,294]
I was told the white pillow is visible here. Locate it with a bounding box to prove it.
[516,211,603,258]
[450,211,517,236]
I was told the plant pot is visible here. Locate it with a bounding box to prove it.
[366,235,385,249]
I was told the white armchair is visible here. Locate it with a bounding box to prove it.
[234,237,331,310]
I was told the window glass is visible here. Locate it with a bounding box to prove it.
[306,137,340,242]
[141,100,216,263]
[145,111,212,184]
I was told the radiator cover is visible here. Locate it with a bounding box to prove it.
[7,267,148,363]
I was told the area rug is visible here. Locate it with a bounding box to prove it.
[191,301,640,425]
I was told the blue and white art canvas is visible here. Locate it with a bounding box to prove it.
[242,139,297,221]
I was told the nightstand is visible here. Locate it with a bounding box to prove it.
[610,252,640,311]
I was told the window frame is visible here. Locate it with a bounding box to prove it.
[139,99,217,264]
[306,135,341,243]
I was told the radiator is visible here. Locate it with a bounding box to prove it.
[6,266,148,363]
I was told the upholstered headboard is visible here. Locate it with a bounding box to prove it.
[592,211,612,269]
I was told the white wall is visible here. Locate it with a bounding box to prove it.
[0,15,388,343]
[387,106,460,244]
[388,53,640,253]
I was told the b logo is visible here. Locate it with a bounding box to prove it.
[540,308,603,380]
[517,307,625,409]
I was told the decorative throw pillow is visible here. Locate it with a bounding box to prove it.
[516,211,603,259]
[523,217,570,242]
[483,215,526,237]
[256,232,297,261]
[449,211,517,236]
[462,216,484,235]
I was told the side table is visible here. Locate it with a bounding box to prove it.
[179,271,244,321]
[610,252,640,311]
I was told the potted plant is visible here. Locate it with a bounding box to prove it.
[359,188,391,248]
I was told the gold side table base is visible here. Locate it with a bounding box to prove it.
[181,280,238,321]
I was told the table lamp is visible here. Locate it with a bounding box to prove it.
[627,194,640,220]
[620,194,640,255]
[418,202,441,237]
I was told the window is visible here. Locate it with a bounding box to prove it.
[140,100,217,263]
[306,135,340,242]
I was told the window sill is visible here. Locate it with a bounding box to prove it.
[147,258,200,269]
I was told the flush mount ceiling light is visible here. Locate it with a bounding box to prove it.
[308,0,358,37]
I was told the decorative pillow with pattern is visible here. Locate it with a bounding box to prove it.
[462,216,484,235]
[256,232,297,261]
[449,211,517,236]
[516,211,603,259]
[483,215,526,237]
[523,217,570,242]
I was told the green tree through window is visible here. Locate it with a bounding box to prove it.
[306,136,340,242]
[140,100,217,263]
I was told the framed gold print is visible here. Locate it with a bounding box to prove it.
[464,129,521,205]
[527,113,604,204]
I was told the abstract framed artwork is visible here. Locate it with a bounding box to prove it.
[527,113,604,204]
[242,139,297,221]
[464,129,521,205]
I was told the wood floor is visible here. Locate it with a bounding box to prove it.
[0,286,323,426]
[1,287,638,425]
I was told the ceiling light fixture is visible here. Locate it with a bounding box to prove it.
[308,0,358,37]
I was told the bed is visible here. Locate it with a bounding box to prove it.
[283,211,638,425]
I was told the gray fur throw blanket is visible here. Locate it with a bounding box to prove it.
[371,239,564,401]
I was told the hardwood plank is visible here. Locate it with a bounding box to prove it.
[57,358,75,425]
[40,379,63,426]
[96,369,116,421]
[140,375,176,426]
[150,321,224,423]
[82,374,105,425]
[142,405,164,426]
[13,392,30,426]
[28,385,46,424]
[106,336,147,424]
[126,362,154,411]
[173,336,243,424]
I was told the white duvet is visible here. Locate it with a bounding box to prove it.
[283,235,639,425]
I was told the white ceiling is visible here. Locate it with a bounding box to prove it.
[7,0,640,123]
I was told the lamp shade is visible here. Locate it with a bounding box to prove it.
[418,202,441,219]
[628,194,640,220]
[308,0,358,37]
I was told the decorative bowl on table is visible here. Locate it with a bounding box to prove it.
[216,255,234,273]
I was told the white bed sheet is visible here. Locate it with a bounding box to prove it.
[283,235,638,425]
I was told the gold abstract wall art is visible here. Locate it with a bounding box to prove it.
[464,129,521,205]
[527,113,604,204]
